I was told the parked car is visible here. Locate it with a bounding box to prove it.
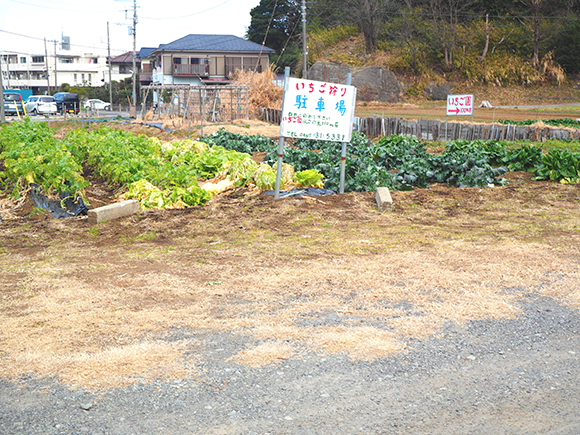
[3,93,25,116]
[53,92,80,114]
[24,95,58,115]
[84,99,111,111]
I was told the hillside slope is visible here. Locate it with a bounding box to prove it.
[309,34,580,106]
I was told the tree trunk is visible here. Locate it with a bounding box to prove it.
[533,12,540,67]
[479,14,489,63]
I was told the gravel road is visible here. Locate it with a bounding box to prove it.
[1,292,579,435]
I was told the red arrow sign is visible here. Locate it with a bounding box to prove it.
[446,94,474,116]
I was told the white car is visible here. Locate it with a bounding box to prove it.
[84,99,111,111]
[24,96,58,115]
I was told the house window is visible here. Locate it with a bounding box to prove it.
[59,57,73,63]
[190,58,200,65]
[173,57,181,64]
[88,74,92,82]
[32,56,44,63]
[226,56,242,76]
[20,57,26,63]
[89,57,98,64]
[74,73,77,83]
[243,57,262,72]
[81,73,85,81]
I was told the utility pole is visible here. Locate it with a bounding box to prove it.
[53,40,58,91]
[44,38,51,94]
[115,0,137,116]
[0,55,5,123]
[131,0,137,117]
[301,0,307,79]
[108,22,113,106]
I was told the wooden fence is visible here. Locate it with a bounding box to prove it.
[261,107,282,125]
[260,107,580,142]
[355,116,580,142]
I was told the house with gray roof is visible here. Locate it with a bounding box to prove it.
[137,47,155,87]
[147,34,275,86]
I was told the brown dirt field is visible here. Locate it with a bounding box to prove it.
[356,102,580,124]
[2,96,580,392]
[1,164,580,390]
[61,102,580,144]
[358,83,580,123]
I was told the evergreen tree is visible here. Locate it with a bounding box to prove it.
[246,0,302,69]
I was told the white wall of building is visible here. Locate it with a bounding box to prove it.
[1,50,132,92]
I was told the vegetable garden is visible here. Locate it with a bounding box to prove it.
[1,119,580,215]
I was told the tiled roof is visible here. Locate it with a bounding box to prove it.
[110,52,139,63]
[138,47,155,59]
[155,34,275,53]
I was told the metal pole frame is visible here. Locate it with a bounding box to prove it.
[339,73,353,194]
[274,67,291,200]
[0,54,5,123]
[301,0,307,79]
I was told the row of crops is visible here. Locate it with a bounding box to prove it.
[498,118,580,129]
[1,120,580,212]
[210,128,580,190]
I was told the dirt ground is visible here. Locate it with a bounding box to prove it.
[1,109,580,433]
[1,166,580,387]
[357,102,580,124]
[356,84,580,124]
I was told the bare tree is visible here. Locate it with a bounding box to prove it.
[428,0,477,69]
[337,0,403,52]
[478,14,489,62]
[519,0,546,67]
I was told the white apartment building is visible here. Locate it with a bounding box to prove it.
[1,48,132,94]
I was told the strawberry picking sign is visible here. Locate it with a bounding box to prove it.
[446,94,474,116]
[280,78,357,142]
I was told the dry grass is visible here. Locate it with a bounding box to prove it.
[131,114,280,139]
[1,180,580,390]
[231,66,283,116]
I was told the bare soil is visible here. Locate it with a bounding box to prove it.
[356,102,580,124]
[1,167,580,388]
[1,112,580,433]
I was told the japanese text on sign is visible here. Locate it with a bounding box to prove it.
[280,78,357,142]
[446,94,474,116]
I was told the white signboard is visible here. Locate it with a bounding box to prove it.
[280,78,357,142]
[446,94,474,116]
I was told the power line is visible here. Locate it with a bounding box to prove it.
[305,1,580,21]
[392,11,580,20]
[256,0,279,72]
[274,13,301,69]
[0,29,128,54]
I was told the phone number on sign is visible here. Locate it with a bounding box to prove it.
[285,131,346,141]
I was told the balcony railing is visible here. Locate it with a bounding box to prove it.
[173,64,208,76]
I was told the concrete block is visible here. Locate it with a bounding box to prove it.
[88,200,140,225]
[376,187,393,212]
